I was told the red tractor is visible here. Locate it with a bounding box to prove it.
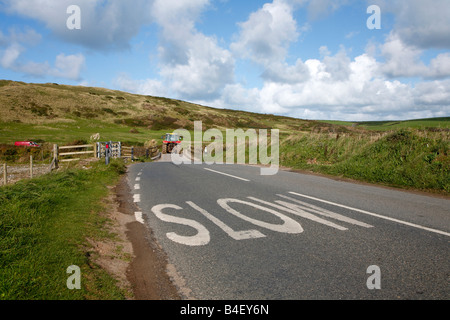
[161,133,182,154]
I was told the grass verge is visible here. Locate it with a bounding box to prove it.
[280,128,449,193]
[0,159,129,300]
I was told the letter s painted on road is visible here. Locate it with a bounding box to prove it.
[151,204,210,246]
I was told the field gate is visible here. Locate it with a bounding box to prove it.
[96,142,134,162]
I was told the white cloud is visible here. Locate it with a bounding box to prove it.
[51,53,85,80]
[159,36,234,100]
[3,0,447,121]
[113,74,166,97]
[215,45,449,121]
[380,33,428,78]
[185,0,449,121]
[114,0,234,100]
[1,0,155,50]
[428,53,450,79]
[414,80,450,107]
[392,0,450,49]
[231,0,299,65]
[372,0,450,50]
[0,28,85,80]
[149,0,234,100]
[1,43,23,68]
[306,0,349,20]
[380,32,450,80]
[261,60,310,84]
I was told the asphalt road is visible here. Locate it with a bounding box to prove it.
[127,156,449,300]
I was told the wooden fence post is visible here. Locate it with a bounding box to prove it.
[30,155,33,179]
[53,144,59,169]
[3,163,6,186]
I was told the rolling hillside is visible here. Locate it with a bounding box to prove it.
[0,79,352,145]
[0,79,448,192]
[323,118,450,131]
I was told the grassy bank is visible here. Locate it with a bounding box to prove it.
[323,117,450,131]
[280,128,450,193]
[0,159,129,300]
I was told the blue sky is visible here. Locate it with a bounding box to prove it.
[1,0,449,121]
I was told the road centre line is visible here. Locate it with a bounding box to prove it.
[289,192,450,237]
[204,168,250,182]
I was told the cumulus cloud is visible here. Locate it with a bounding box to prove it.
[2,0,447,121]
[51,53,85,80]
[305,0,350,20]
[0,28,85,80]
[151,0,234,100]
[380,32,450,79]
[218,0,450,120]
[382,0,450,49]
[218,43,450,121]
[1,43,23,69]
[113,73,166,97]
[231,0,299,65]
[112,0,234,100]
[380,33,428,78]
[1,0,155,50]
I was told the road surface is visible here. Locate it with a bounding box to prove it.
[127,156,449,300]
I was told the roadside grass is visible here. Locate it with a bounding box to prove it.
[0,159,129,300]
[322,117,450,131]
[280,129,450,193]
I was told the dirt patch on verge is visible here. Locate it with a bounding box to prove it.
[111,174,182,300]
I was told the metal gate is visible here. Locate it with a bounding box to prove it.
[96,141,135,161]
[96,141,122,159]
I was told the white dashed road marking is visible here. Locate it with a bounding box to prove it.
[135,212,145,224]
[204,168,250,182]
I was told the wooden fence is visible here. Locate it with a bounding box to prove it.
[1,143,163,185]
[58,144,96,162]
[48,143,162,172]
[2,155,37,186]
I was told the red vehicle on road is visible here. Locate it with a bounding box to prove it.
[14,141,41,147]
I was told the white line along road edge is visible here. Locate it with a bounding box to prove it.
[135,212,145,224]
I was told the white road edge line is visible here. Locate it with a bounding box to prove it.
[133,194,141,203]
[134,184,140,190]
[289,192,450,237]
[135,212,145,224]
[204,168,250,182]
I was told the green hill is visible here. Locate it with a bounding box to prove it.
[0,79,346,145]
[323,118,450,131]
[0,80,448,193]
